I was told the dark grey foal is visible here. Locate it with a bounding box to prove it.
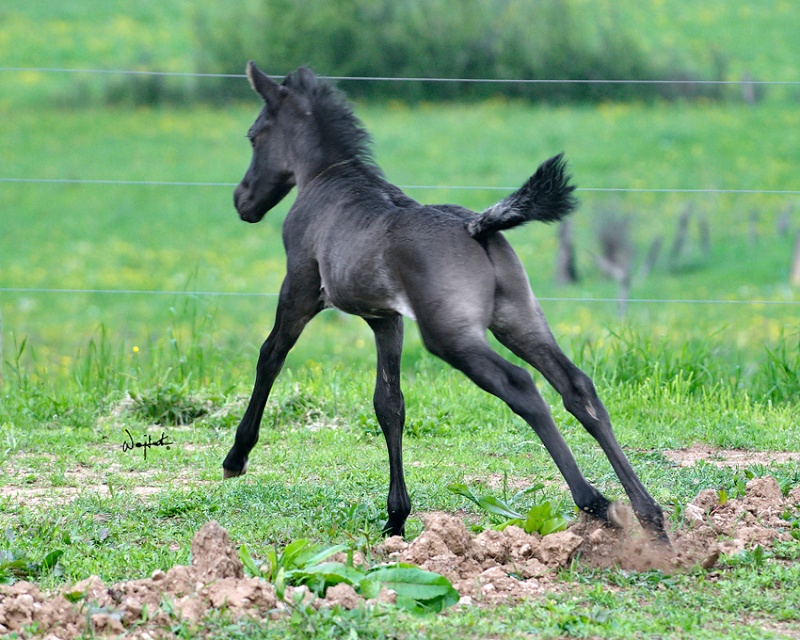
[223,63,670,546]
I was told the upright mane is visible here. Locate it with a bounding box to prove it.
[282,68,381,174]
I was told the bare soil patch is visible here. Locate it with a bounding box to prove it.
[1,452,210,508]
[2,476,799,639]
[0,484,162,508]
[462,472,564,493]
[662,445,800,468]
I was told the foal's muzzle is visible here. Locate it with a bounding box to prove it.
[233,177,296,223]
[234,183,265,223]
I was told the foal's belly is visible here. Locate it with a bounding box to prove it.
[319,274,416,321]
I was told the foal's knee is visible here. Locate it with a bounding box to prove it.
[561,370,607,425]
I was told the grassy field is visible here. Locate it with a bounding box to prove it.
[2,100,797,388]
[2,1,800,639]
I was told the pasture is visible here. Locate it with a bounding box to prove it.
[3,98,799,640]
[2,1,800,638]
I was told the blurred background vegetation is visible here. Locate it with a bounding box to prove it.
[2,0,798,106]
[193,0,722,102]
[1,0,798,405]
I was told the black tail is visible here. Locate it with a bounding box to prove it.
[467,153,578,240]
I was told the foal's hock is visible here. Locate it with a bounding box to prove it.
[223,62,670,546]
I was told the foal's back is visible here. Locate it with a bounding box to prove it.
[295,165,529,333]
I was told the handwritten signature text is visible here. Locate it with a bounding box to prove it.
[121,429,174,460]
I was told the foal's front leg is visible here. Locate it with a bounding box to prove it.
[223,278,321,478]
[366,316,411,536]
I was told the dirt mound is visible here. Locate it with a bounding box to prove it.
[378,476,798,602]
[676,476,799,558]
[2,477,797,638]
[0,521,279,639]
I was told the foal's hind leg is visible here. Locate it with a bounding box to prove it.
[419,326,613,525]
[491,306,669,545]
[366,316,410,537]
[223,277,322,477]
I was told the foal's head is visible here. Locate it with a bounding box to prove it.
[234,63,374,223]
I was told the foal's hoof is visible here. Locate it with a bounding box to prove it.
[382,520,406,539]
[223,461,247,479]
[648,527,674,551]
[608,501,674,551]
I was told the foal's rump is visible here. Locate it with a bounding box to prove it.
[387,205,507,333]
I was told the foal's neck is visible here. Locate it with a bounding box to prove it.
[302,158,355,190]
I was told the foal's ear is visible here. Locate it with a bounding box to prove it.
[246,61,283,108]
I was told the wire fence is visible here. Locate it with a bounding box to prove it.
[2,65,799,308]
[2,66,800,86]
[1,177,798,196]
[1,287,798,307]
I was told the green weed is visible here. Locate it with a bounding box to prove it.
[448,482,571,535]
[128,381,211,426]
[239,539,459,614]
[0,534,64,584]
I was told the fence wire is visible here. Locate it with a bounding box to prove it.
[1,178,799,196]
[2,66,799,86]
[1,288,798,307]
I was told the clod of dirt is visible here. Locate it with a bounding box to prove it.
[317,583,363,610]
[742,476,784,516]
[687,476,796,559]
[203,576,277,613]
[691,488,720,513]
[380,512,549,602]
[536,530,584,567]
[381,475,800,599]
[503,525,542,562]
[401,530,452,565]
[421,512,474,556]
[381,535,408,555]
[474,528,511,562]
[191,520,244,582]
[478,566,541,599]
[685,489,720,528]
[0,581,84,640]
[0,521,274,639]
[2,477,799,637]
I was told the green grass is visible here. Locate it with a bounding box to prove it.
[2,2,800,638]
[2,350,800,638]
[2,100,797,367]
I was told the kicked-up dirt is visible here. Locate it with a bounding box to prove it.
[1,476,798,639]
